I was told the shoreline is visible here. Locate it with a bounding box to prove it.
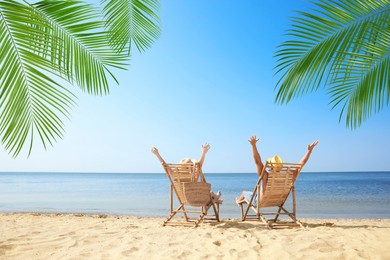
[1,210,389,220]
[1,211,390,220]
[1,213,390,259]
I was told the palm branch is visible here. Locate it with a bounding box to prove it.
[0,0,77,157]
[101,0,161,54]
[0,0,159,157]
[274,0,390,128]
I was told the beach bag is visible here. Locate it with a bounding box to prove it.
[182,182,211,207]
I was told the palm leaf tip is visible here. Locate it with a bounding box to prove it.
[101,0,161,54]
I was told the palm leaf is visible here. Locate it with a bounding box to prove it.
[0,0,75,157]
[0,0,159,157]
[31,0,129,95]
[101,0,161,54]
[274,0,390,128]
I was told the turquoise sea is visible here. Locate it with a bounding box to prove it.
[0,172,389,219]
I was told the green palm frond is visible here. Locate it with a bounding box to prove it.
[274,0,390,128]
[32,0,129,95]
[0,0,159,157]
[0,0,75,157]
[101,0,161,54]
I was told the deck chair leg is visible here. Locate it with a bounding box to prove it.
[238,203,244,220]
[280,206,296,221]
[202,205,208,215]
[259,215,272,228]
[182,205,190,221]
[163,204,185,226]
[292,187,297,217]
[273,206,283,222]
[203,197,213,215]
[209,202,220,220]
[170,185,173,214]
[203,200,220,222]
[211,202,220,222]
[195,211,207,227]
[163,205,181,226]
[243,203,251,221]
[279,206,304,228]
[242,185,259,221]
[211,193,221,222]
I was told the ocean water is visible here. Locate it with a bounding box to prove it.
[0,172,389,219]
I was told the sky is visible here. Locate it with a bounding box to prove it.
[1,0,390,173]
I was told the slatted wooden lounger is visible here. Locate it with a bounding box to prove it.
[237,162,304,228]
[161,162,220,227]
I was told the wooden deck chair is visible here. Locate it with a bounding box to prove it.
[238,162,303,228]
[161,162,220,227]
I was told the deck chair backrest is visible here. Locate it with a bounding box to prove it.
[163,163,210,207]
[170,163,196,182]
[260,162,302,207]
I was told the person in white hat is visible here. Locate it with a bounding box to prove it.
[151,143,222,203]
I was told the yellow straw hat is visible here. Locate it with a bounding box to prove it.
[267,155,283,171]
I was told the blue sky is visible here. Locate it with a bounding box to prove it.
[1,0,390,173]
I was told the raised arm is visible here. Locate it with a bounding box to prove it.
[298,140,319,166]
[249,135,264,176]
[198,143,210,166]
[151,147,166,164]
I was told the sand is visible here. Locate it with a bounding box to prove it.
[1,213,389,259]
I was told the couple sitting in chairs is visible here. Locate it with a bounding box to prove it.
[152,135,318,228]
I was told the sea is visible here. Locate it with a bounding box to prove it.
[1,172,389,219]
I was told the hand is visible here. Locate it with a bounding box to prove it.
[151,147,159,155]
[201,143,210,153]
[308,140,319,151]
[248,135,260,145]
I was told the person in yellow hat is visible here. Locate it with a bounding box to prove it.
[235,135,318,204]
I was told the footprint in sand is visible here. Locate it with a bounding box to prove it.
[229,248,237,255]
[252,244,262,251]
[0,244,15,255]
[213,240,222,246]
[122,247,139,256]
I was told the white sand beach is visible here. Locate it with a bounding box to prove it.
[1,213,389,259]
